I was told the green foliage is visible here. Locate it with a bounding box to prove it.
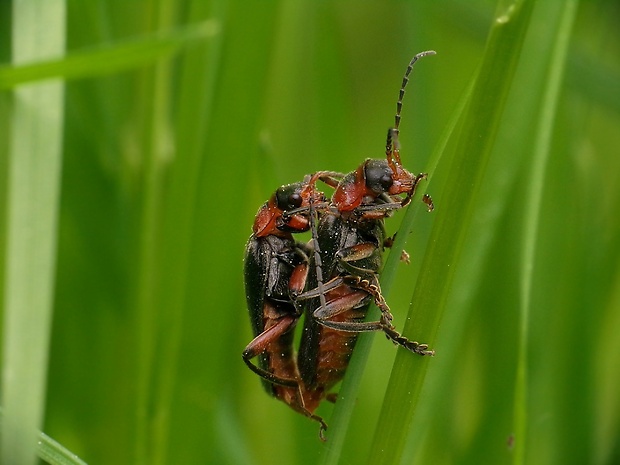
[1,1,619,464]
[2,2,66,464]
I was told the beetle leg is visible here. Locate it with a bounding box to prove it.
[318,171,345,188]
[315,300,434,355]
[311,288,386,332]
[271,378,329,441]
[336,242,376,261]
[337,276,434,355]
[381,324,435,356]
[335,243,385,279]
[290,261,312,314]
[317,318,385,332]
[354,203,401,221]
[396,172,428,207]
[289,262,309,297]
[312,289,367,319]
[294,276,346,300]
[242,314,300,387]
[341,275,394,323]
[299,274,391,331]
[313,294,386,333]
[382,234,410,263]
[301,272,398,333]
[281,201,330,223]
[422,193,434,212]
[317,419,328,441]
[365,299,434,355]
[293,386,329,441]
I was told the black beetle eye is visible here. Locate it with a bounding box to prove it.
[287,193,303,210]
[364,159,393,194]
[379,174,393,189]
[275,182,304,210]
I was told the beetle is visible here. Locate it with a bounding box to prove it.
[296,51,436,414]
[242,172,341,437]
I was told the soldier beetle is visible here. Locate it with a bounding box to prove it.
[242,51,436,440]
[296,51,436,416]
[242,173,340,437]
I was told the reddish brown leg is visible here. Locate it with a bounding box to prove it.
[242,314,300,387]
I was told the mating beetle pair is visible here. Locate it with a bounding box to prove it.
[243,51,436,439]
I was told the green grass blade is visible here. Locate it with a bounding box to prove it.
[0,20,219,89]
[0,408,86,465]
[37,429,88,465]
[133,3,225,464]
[1,1,66,464]
[320,75,473,465]
[365,0,535,463]
[513,1,579,463]
[1,2,611,464]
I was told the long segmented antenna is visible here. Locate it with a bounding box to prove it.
[387,50,436,164]
[394,50,436,136]
[308,185,328,323]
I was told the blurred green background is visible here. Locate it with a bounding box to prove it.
[1,0,619,464]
